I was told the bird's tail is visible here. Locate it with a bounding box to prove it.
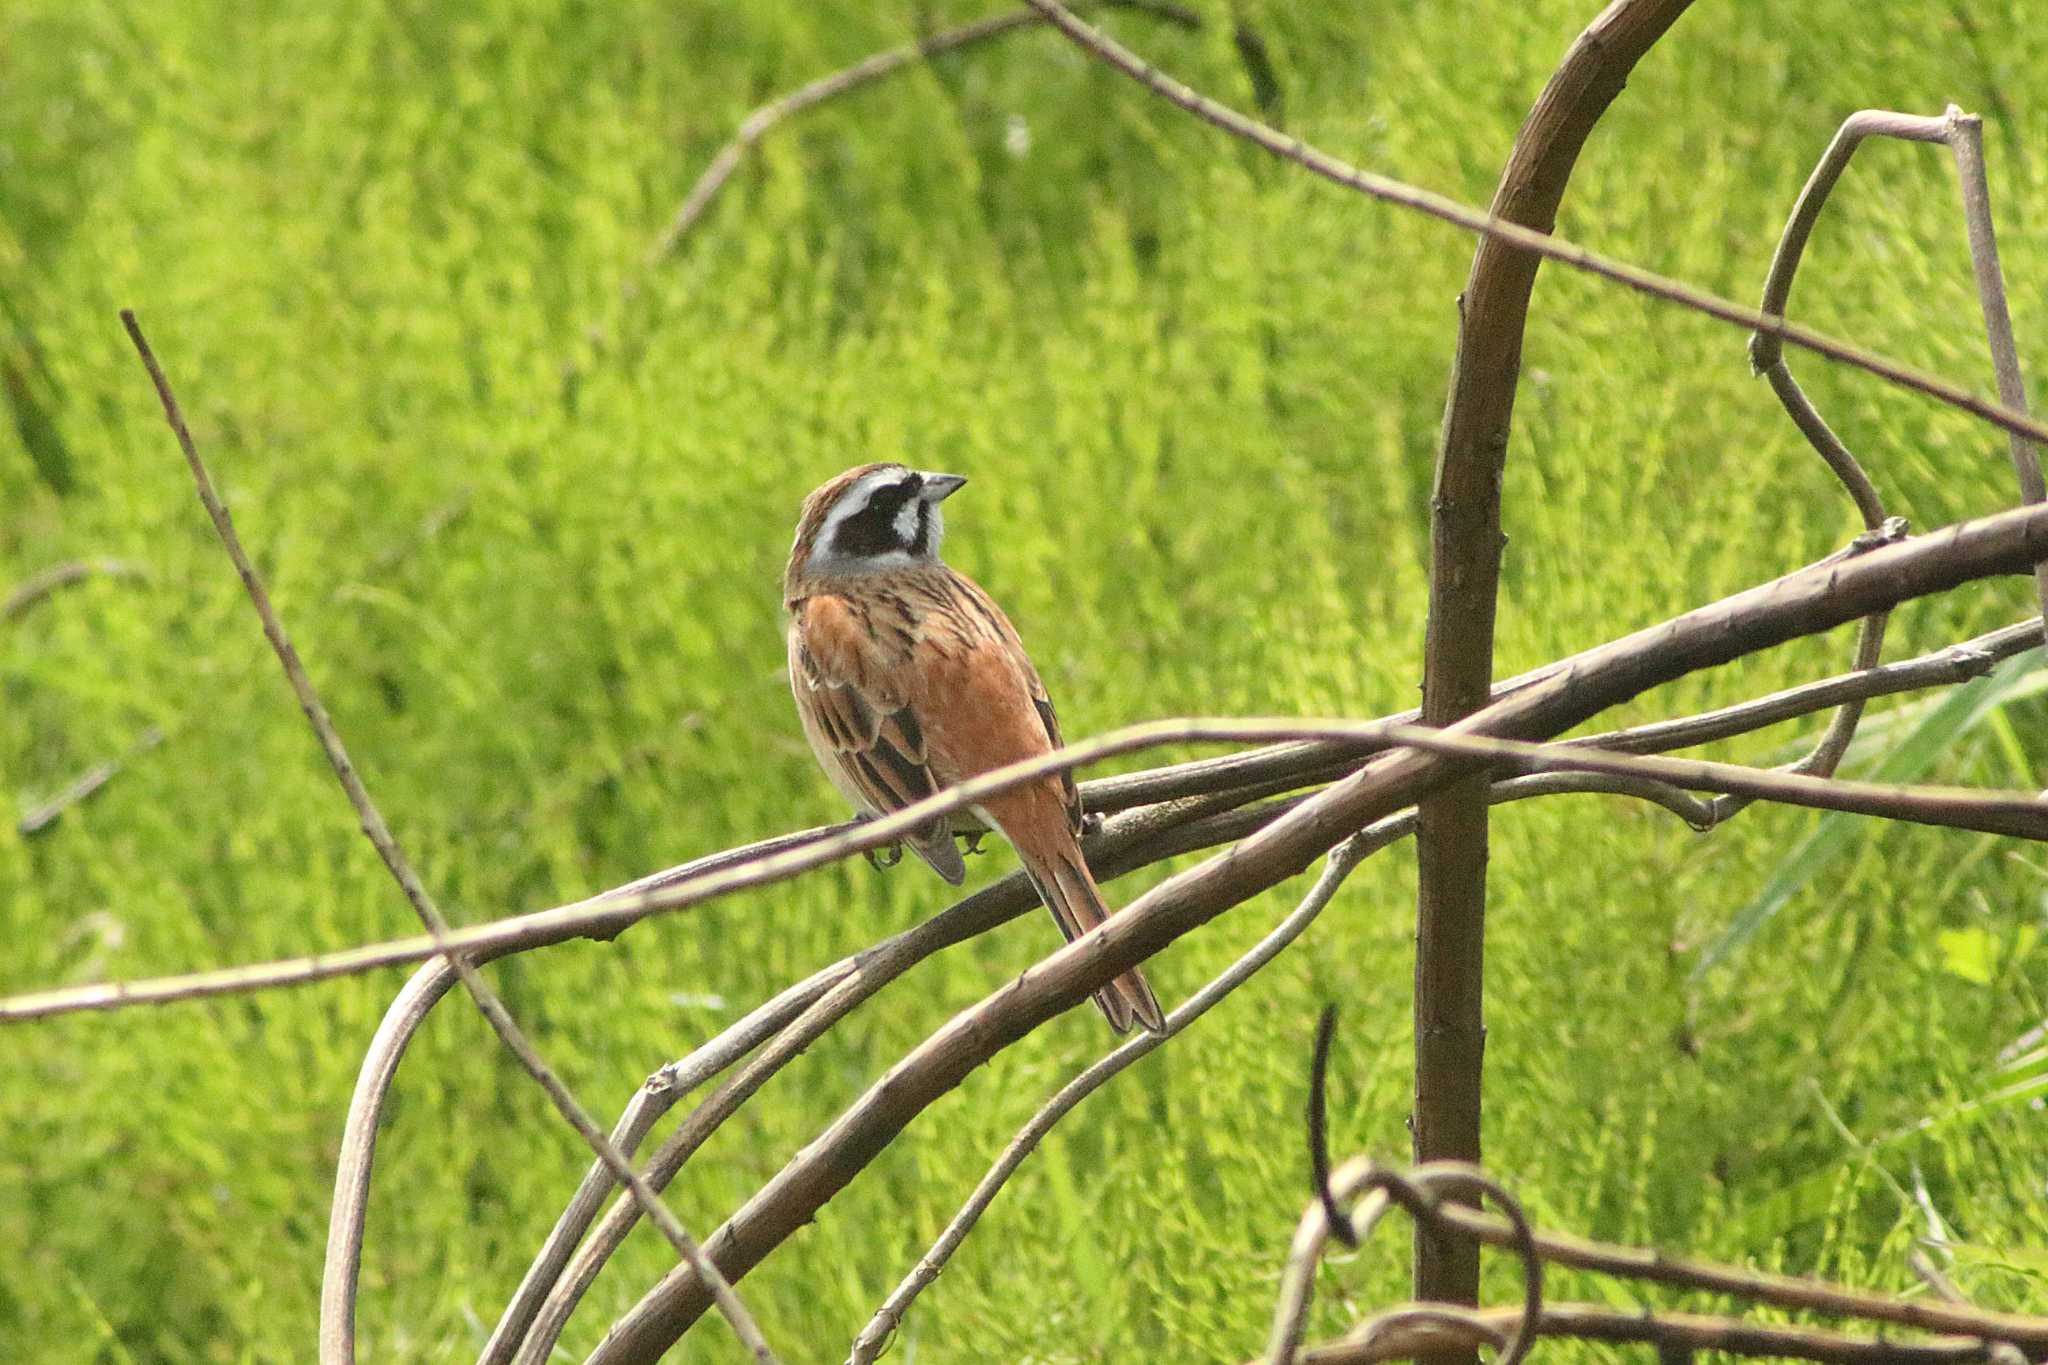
[1034,851,1167,1035]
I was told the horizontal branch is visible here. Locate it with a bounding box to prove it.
[585,501,2048,1359]
[1410,1204,2048,1354]
[1292,1302,2001,1365]
[7,596,2044,1026]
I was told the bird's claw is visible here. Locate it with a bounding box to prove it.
[864,841,905,871]
[958,830,988,857]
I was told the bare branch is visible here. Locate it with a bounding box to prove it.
[847,835,1374,1365]
[1012,0,2048,446]
[17,725,165,837]
[639,2,1197,275]
[1268,1160,1542,1365]
[1410,1,1693,1331]
[115,311,780,1365]
[1391,1200,2048,1353]
[581,501,2048,1360]
[1,558,147,621]
[848,772,1705,1363]
[4,597,2043,1027]
[569,1,1208,388]
[1289,1302,2002,1365]
[1947,104,2046,622]
[505,797,1307,1365]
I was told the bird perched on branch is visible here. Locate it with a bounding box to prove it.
[784,463,1166,1034]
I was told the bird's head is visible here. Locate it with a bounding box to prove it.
[785,463,968,592]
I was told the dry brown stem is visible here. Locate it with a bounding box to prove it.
[116,311,780,1365]
[1410,1,1694,1332]
[1,557,147,621]
[1013,0,2048,446]
[1269,1162,2044,1365]
[1293,1303,2003,1365]
[581,501,2048,1361]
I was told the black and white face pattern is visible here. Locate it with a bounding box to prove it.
[814,465,965,572]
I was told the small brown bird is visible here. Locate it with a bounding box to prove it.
[784,463,1166,1034]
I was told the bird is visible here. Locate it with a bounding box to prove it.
[783,462,1167,1034]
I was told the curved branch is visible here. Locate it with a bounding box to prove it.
[7,603,2038,1027]
[1268,1161,1542,1365]
[582,503,2048,1361]
[848,771,1709,1363]
[1012,0,2048,446]
[1410,1,1694,1327]
[1287,1303,2001,1365]
[508,797,1306,1364]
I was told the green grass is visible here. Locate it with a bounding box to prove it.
[4,1,2047,1359]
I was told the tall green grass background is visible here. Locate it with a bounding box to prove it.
[3,1,2044,1359]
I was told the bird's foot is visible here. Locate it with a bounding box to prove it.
[850,811,905,870]
[958,830,988,857]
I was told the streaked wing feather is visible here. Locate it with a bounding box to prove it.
[793,600,964,883]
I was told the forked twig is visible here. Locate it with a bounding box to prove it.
[846,771,1713,1363]
[1738,103,2039,819]
[4,598,2043,1031]
[1288,1302,2002,1365]
[1267,1160,1542,1365]
[1011,0,2048,447]
[116,311,780,1365]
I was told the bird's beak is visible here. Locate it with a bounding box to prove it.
[919,472,968,503]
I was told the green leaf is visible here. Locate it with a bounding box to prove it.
[1692,649,2046,980]
[1936,927,1998,986]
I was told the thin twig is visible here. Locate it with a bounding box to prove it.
[847,773,1698,1363]
[17,492,469,836]
[1012,0,2048,447]
[509,796,1308,1365]
[17,726,166,836]
[4,598,2044,1027]
[1946,103,2046,624]
[584,498,2048,1360]
[1309,1005,1357,1249]
[1289,1302,2001,1365]
[116,311,780,1365]
[569,1,1204,388]
[1,558,147,621]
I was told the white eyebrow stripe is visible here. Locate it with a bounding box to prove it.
[815,468,903,548]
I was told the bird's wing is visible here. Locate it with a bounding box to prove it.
[949,574,1086,838]
[791,594,966,884]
